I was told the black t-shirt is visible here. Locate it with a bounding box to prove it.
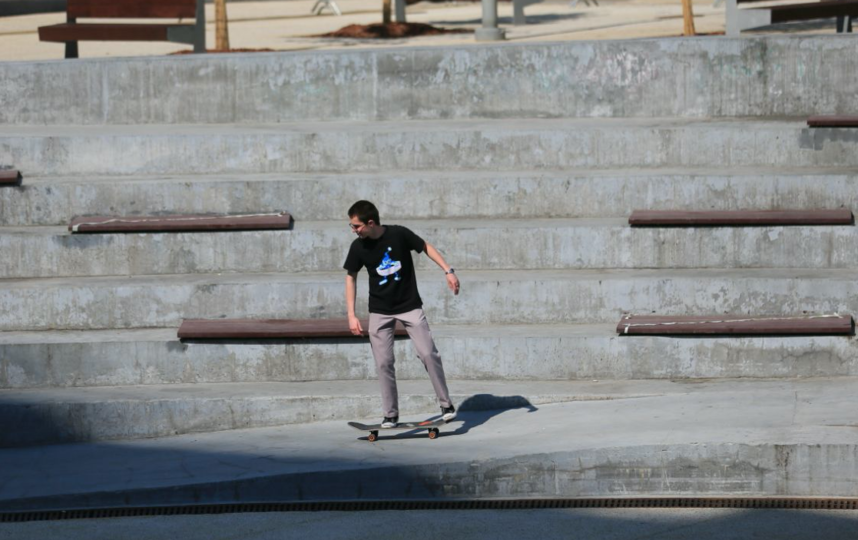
[343,225,426,315]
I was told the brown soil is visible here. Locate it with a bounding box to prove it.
[170,48,276,55]
[317,22,471,39]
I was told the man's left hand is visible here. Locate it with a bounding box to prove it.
[446,273,460,296]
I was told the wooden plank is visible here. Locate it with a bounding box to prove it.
[40,23,190,42]
[617,314,854,336]
[770,0,858,23]
[69,212,293,233]
[0,169,22,185]
[67,0,197,19]
[808,116,858,128]
[628,209,854,227]
[178,319,408,339]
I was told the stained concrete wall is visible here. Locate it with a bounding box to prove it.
[1,36,857,125]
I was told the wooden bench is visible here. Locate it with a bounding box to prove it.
[38,0,205,59]
[628,209,854,227]
[808,115,858,127]
[726,0,858,36]
[178,318,407,339]
[0,169,22,186]
[68,212,293,233]
[617,314,854,335]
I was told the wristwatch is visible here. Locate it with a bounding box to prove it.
[445,268,456,275]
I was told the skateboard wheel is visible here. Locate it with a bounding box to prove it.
[368,431,378,442]
[428,428,439,440]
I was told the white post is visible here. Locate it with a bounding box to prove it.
[475,0,505,41]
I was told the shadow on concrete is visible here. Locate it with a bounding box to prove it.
[753,18,845,34]
[431,11,585,26]
[449,393,538,436]
[352,393,539,441]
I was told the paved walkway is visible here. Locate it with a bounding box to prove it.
[0,0,747,62]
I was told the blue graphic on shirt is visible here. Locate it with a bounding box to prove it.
[376,247,402,286]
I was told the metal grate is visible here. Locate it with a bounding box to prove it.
[3,498,858,523]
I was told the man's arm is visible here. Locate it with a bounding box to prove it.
[345,272,364,335]
[424,242,460,296]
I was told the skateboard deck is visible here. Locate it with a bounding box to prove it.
[348,418,447,442]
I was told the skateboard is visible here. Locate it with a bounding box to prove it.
[348,418,447,442]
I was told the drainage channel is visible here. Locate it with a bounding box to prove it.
[3,498,858,523]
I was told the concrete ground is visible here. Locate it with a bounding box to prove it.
[0,0,831,63]
[3,508,858,540]
[3,377,858,510]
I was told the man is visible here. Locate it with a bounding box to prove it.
[344,200,460,428]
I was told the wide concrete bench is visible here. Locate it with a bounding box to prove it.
[38,0,205,59]
[808,115,858,127]
[628,209,854,226]
[0,169,22,186]
[69,212,293,233]
[178,318,407,339]
[726,0,858,36]
[617,314,854,335]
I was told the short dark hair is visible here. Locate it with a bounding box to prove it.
[348,200,380,225]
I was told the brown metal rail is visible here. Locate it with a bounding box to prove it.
[628,209,854,227]
[178,318,407,339]
[4,498,858,522]
[0,169,22,185]
[808,116,858,128]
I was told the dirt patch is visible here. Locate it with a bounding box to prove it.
[316,22,472,39]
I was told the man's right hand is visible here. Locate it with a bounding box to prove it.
[348,315,364,336]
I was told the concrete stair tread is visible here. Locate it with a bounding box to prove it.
[5,323,857,389]
[5,267,858,287]
[4,36,857,126]
[19,167,858,185]
[0,117,823,137]
[5,217,858,279]
[6,170,858,229]
[0,378,691,404]
[0,218,634,236]
[2,376,858,509]
[0,323,621,345]
[11,214,858,236]
[8,117,857,176]
[5,268,856,331]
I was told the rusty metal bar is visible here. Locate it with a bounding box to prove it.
[0,169,22,185]
[178,318,407,339]
[628,209,854,226]
[808,115,858,127]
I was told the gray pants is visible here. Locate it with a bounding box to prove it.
[368,308,452,417]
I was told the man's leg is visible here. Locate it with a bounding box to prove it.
[399,308,453,408]
[368,312,399,418]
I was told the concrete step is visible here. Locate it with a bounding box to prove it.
[4,169,858,227]
[2,37,856,125]
[3,219,858,279]
[1,269,855,331]
[0,378,682,447]
[3,325,857,389]
[3,119,856,176]
[2,377,857,509]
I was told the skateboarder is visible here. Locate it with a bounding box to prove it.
[344,200,459,429]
